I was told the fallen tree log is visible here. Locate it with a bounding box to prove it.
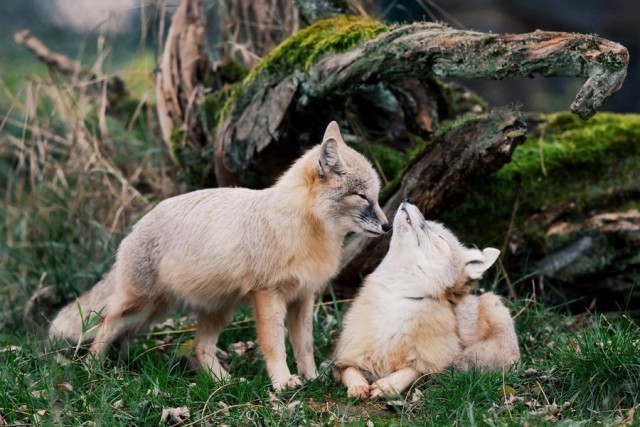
[214,18,628,188]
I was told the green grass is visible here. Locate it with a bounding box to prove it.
[0,296,639,425]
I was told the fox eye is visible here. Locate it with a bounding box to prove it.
[355,193,367,201]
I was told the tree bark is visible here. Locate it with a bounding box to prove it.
[216,22,628,188]
[156,0,215,186]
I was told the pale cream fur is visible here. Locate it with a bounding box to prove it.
[48,121,390,391]
[334,201,519,399]
[453,292,520,371]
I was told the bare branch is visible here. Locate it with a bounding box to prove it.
[308,24,628,120]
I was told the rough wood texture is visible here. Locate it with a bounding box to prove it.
[333,109,528,295]
[310,24,628,120]
[216,22,628,187]
[156,0,214,185]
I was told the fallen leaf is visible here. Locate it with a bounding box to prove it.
[530,401,566,418]
[160,406,190,424]
[500,385,516,396]
[177,339,195,357]
[386,400,405,409]
[286,401,301,411]
[0,346,22,353]
[216,401,230,416]
[32,410,46,424]
[409,389,423,404]
[57,382,73,393]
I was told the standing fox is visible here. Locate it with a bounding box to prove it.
[333,200,519,399]
[49,121,390,391]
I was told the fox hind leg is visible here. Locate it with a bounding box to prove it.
[89,296,156,356]
[195,309,234,380]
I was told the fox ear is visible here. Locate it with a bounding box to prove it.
[464,247,500,280]
[318,137,343,178]
[323,121,343,143]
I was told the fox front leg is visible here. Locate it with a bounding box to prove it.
[339,366,371,399]
[370,367,421,399]
[287,292,318,380]
[253,290,303,391]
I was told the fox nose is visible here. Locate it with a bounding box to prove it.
[404,198,414,205]
[382,223,392,232]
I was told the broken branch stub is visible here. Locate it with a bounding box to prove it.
[333,109,528,296]
[14,29,128,108]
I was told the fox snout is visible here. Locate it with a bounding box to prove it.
[372,203,391,233]
[361,202,391,235]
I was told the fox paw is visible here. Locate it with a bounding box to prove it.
[273,374,303,392]
[300,369,319,380]
[370,378,400,399]
[347,384,370,399]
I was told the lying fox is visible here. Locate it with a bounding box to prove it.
[49,121,390,391]
[333,200,520,398]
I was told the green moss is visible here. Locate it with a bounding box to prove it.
[244,15,389,85]
[379,136,430,202]
[222,15,389,121]
[441,112,640,245]
[201,83,240,130]
[350,143,405,184]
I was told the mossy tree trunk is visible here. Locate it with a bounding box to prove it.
[157,0,627,189]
